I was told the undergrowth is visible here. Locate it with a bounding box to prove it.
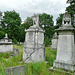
[0,45,72,75]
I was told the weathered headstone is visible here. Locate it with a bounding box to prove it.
[0,33,13,53]
[53,12,75,71]
[5,65,25,75]
[23,14,45,63]
[51,32,58,50]
[10,48,19,57]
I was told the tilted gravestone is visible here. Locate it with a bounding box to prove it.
[5,65,25,75]
[23,14,45,63]
[10,48,19,57]
[53,12,75,71]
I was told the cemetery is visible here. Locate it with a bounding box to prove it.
[0,0,75,75]
[0,12,75,75]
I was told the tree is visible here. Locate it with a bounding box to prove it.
[39,13,54,46]
[56,14,64,28]
[1,10,21,43]
[20,17,33,42]
[21,17,33,29]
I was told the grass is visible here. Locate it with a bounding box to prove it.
[0,45,73,75]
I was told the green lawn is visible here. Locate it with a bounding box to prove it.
[0,45,72,75]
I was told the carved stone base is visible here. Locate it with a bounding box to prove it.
[53,60,75,71]
[23,43,45,63]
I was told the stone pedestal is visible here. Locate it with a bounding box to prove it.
[23,14,45,63]
[0,33,13,53]
[53,12,75,71]
[51,32,58,50]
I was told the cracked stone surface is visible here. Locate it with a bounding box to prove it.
[23,14,45,63]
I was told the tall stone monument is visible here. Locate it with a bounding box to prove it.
[23,14,45,63]
[53,12,75,71]
[51,32,58,50]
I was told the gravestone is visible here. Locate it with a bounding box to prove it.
[0,33,13,53]
[23,14,45,63]
[10,48,19,57]
[53,12,75,71]
[5,65,25,75]
[51,32,58,50]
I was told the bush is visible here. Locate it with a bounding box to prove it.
[44,37,51,47]
[13,38,18,44]
[0,31,5,39]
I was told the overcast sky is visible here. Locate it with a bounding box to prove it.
[0,0,69,25]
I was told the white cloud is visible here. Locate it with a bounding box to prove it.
[0,0,69,25]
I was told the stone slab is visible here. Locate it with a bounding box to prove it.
[5,65,25,75]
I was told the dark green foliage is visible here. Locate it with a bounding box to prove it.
[39,13,54,27]
[0,30,5,39]
[1,10,21,43]
[44,36,51,46]
[20,17,33,42]
[39,13,54,43]
[56,14,64,27]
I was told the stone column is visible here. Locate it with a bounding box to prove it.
[23,14,45,63]
[53,12,75,71]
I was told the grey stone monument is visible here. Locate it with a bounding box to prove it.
[53,12,75,71]
[10,48,19,57]
[0,33,13,53]
[51,32,58,50]
[5,65,25,75]
[23,14,45,63]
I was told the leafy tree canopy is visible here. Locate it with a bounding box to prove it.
[1,10,22,43]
